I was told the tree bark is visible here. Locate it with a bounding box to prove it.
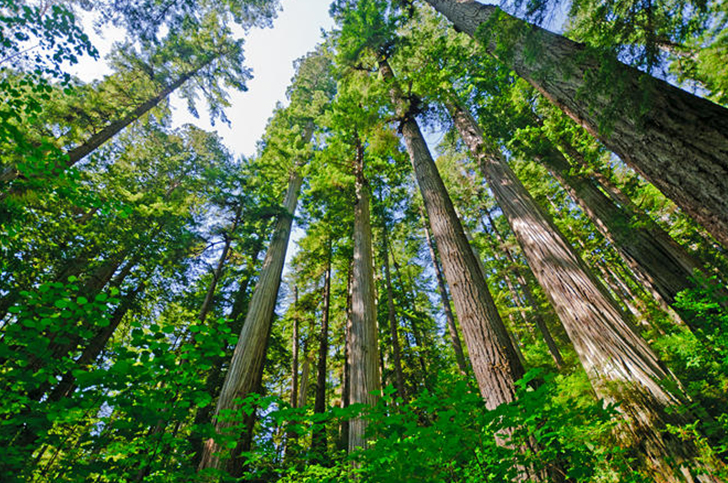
[420,208,468,375]
[380,60,525,411]
[198,168,304,472]
[532,136,707,310]
[425,0,728,249]
[483,213,565,369]
[347,138,381,453]
[452,102,723,482]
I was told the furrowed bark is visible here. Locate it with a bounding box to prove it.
[420,208,468,374]
[380,60,524,411]
[425,0,728,248]
[198,168,304,472]
[348,138,381,452]
[533,137,707,311]
[483,213,565,369]
[452,102,723,482]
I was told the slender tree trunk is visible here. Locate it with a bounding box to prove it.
[339,262,354,452]
[421,209,468,374]
[484,213,565,369]
[348,138,381,453]
[426,0,728,248]
[451,102,723,482]
[198,236,233,324]
[311,242,332,453]
[381,216,408,400]
[198,167,304,472]
[1,58,214,186]
[284,287,300,459]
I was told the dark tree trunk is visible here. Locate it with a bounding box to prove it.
[451,102,723,482]
[426,0,728,248]
[311,241,332,453]
[380,215,408,401]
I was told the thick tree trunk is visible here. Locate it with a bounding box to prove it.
[198,169,304,472]
[381,217,408,400]
[452,103,723,482]
[426,0,728,248]
[348,139,381,453]
[421,209,468,374]
[533,138,706,310]
[484,213,565,369]
[311,243,332,453]
[380,60,524,412]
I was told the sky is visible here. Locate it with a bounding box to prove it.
[170,0,335,159]
[73,0,335,160]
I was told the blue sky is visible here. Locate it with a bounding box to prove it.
[170,0,335,158]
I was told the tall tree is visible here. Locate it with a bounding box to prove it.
[422,0,728,249]
[451,101,722,481]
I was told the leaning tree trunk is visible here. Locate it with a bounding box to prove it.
[451,102,724,482]
[532,136,708,311]
[198,168,304,473]
[483,213,565,369]
[348,139,381,453]
[379,60,525,411]
[420,209,468,374]
[1,57,214,186]
[425,0,728,249]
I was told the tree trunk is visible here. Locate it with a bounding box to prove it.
[532,135,707,310]
[198,235,233,324]
[451,102,723,482]
[347,138,381,453]
[381,216,408,401]
[380,60,524,411]
[1,57,214,186]
[311,242,332,453]
[198,168,304,472]
[426,0,728,249]
[483,213,565,369]
[421,209,468,374]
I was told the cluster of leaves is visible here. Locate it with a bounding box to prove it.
[205,371,645,482]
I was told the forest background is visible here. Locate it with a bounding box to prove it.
[2,0,728,482]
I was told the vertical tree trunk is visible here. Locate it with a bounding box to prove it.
[311,241,332,453]
[348,138,381,452]
[420,209,468,375]
[451,102,722,481]
[484,213,565,369]
[425,0,728,248]
[198,168,304,472]
[339,262,354,452]
[380,215,408,401]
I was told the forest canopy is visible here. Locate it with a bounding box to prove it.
[2,0,728,481]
